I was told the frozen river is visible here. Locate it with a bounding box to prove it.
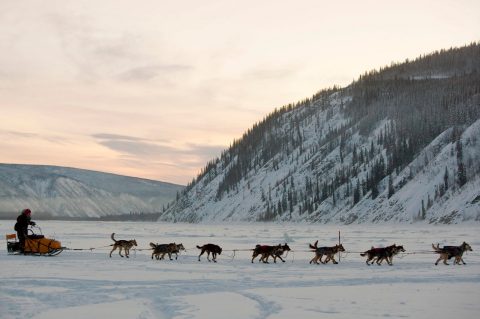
[1,220,479,319]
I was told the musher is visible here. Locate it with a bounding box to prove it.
[14,208,36,252]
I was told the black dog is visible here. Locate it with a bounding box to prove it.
[197,243,222,262]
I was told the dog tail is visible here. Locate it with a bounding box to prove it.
[432,243,441,252]
[197,245,202,249]
[309,243,317,250]
[111,233,117,242]
[150,242,157,249]
[360,252,367,256]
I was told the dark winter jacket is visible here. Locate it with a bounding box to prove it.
[14,213,34,233]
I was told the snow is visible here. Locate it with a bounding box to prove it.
[0,164,182,218]
[1,221,479,319]
[162,91,480,224]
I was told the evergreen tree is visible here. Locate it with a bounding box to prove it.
[388,174,395,198]
[458,162,467,187]
[443,166,449,191]
[456,141,467,187]
[421,199,426,220]
[371,181,379,199]
[353,180,361,205]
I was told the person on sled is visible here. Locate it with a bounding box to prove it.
[14,208,36,252]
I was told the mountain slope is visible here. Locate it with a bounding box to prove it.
[160,43,480,224]
[0,164,183,219]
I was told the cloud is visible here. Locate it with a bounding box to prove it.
[93,133,224,169]
[117,64,193,82]
[0,130,69,145]
[92,133,147,142]
[93,133,172,156]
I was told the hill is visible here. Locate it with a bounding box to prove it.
[160,43,480,224]
[0,164,183,219]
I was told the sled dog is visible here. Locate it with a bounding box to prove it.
[251,243,290,263]
[109,233,137,258]
[150,242,185,260]
[432,242,472,265]
[197,243,222,262]
[309,241,345,264]
[360,244,404,266]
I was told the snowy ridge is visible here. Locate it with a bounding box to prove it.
[161,44,480,224]
[349,120,480,223]
[0,164,183,218]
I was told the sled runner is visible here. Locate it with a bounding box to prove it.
[6,227,63,256]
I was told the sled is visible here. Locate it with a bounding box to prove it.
[6,227,63,256]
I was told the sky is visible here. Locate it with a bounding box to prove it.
[1,0,479,185]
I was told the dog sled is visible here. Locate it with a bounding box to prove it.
[6,226,63,256]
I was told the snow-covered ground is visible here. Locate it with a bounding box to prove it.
[1,221,479,319]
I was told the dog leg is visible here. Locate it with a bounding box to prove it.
[119,247,124,258]
[259,253,266,263]
[366,257,374,266]
[207,251,211,262]
[259,254,265,263]
[109,246,116,258]
[443,255,449,265]
[440,255,449,265]
[261,253,269,264]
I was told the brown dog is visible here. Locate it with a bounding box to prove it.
[109,233,137,258]
[309,241,345,264]
[375,245,405,265]
[269,243,291,263]
[197,243,222,262]
[150,242,185,260]
[251,244,277,263]
[360,244,404,266]
[251,243,290,263]
[432,242,472,265]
